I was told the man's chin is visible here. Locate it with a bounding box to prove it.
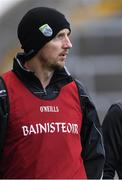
[51,63,65,71]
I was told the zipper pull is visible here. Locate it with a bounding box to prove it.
[43,88,47,95]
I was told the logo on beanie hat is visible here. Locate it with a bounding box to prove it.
[39,24,53,37]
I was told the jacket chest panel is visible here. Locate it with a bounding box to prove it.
[6,79,82,139]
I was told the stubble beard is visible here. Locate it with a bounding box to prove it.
[42,58,65,71]
[48,62,64,71]
[38,52,65,71]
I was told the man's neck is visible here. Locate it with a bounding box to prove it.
[24,58,54,88]
[35,70,54,88]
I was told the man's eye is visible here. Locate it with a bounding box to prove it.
[57,34,64,38]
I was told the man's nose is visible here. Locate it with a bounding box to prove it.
[63,37,72,49]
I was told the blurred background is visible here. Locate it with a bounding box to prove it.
[1,0,122,124]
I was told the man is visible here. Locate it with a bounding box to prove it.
[102,102,122,179]
[0,7,105,179]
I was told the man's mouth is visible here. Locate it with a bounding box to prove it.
[60,52,68,57]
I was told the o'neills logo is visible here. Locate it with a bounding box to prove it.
[22,122,79,136]
[40,106,59,112]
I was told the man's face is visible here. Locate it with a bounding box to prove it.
[37,28,72,70]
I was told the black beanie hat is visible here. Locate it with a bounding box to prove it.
[17,7,71,56]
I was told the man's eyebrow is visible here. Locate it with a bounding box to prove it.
[57,31,71,36]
